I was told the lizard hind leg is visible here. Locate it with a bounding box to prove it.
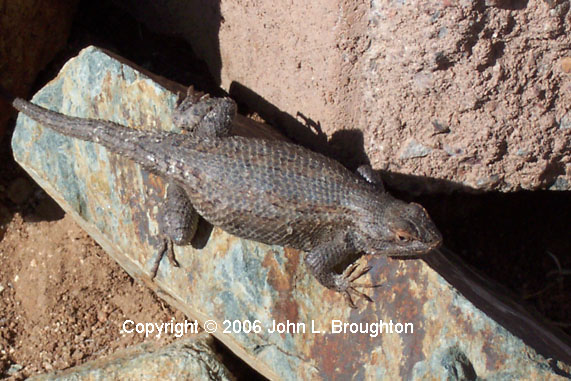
[173,86,237,138]
[150,182,199,279]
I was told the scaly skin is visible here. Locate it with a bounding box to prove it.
[8,89,442,306]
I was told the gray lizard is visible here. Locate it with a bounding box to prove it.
[3,86,442,306]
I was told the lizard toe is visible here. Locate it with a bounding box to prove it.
[150,237,179,279]
[343,290,357,309]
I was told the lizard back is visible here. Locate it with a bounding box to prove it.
[169,135,375,250]
[11,97,381,251]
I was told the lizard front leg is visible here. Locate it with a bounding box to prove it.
[304,235,379,308]
[357,164,384,191]
[150,182,198,278]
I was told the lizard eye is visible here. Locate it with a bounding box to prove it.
[395,230,413,242]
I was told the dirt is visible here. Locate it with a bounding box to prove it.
[0,1,569,378]
[0,181,187,379]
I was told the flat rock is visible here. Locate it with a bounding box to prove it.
[12,46,570,380]
[29,333,233,380]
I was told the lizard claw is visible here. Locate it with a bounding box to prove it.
[344,262,360,278]
[343,291,357,309]
[347,265,372,282]
[343,286,375,308]
[150,238,179,279]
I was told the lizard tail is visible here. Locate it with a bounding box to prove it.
[11,96,157,147]
[9,95,189,181]
[11,97,119,142]
[10,97,165,166]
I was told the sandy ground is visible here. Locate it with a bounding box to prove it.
[0,190,187,379]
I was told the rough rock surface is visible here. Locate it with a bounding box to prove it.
[361,0,571,192]
[11,46,570,380]
[117,0,571,191]
[29,334,234,380]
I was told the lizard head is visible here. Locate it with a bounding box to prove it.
[354,197,442,256]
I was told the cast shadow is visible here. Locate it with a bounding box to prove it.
[227,81,571,366]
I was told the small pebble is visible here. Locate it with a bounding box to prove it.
[97,310,108,323]
[549,177,569,190]
[42,361,53,371]
[561,57,571,73]
[559,112,571,130]
[476,175,500,189]
[6,364,23,375]
[400,139,432,159]
[432,120,450,134]
[443,145,464,157]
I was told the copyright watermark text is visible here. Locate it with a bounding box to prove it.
[122,318,199,339]
[121,318,414,339]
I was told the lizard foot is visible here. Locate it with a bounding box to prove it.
[150,238,180,279]
[338,263,381,309]
[173,86,236,137]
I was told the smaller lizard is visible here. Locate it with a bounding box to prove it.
[3,85,442,307]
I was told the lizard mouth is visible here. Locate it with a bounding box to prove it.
[368,238,442,256]
[429,238,443,250]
